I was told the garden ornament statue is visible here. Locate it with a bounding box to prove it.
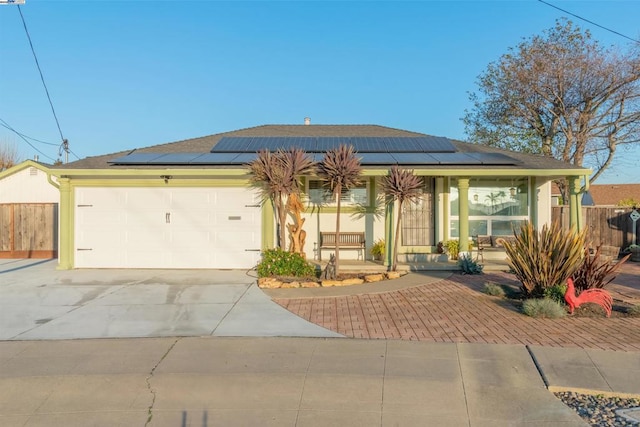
[564,277,613,317]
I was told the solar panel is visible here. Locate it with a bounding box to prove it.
[466,153,521,165]
[430,153,480,165]
[386,137,422,152]
[358,153,398,165]
[316,137,348,152]
[351,137,387,152]
[211,137,253,152]
[231,153,258,164]
[391,153,439,165]
[148,153,203,164]
[416,136,456,153]
[188,153,241,164]
[108,153,165,164]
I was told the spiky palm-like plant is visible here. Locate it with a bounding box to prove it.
[379,166,423,271]
[247,148,315,249]
[317,145,362,276]
[502,221,586,298]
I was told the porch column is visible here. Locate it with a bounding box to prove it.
[57,178,73,270]
[568,176,582,230]
[384,201,394,267]
[458,177,470,253]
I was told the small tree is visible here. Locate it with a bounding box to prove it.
[379,166,423,271]
[317,144,362,277]
[0,141,19,170]
[247,148,315,249]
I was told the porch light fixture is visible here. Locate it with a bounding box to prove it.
[509,187,516,198]
[160,175,173,184]
[473,194,479,202]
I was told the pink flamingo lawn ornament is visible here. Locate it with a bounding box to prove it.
[564,278,613,318]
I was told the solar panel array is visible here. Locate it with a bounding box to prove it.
[211,136,456,153]
[108,135,521,166]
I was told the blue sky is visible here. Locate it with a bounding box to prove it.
[1,0,638,183]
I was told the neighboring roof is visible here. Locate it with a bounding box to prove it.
[587,184,640,206]
[57,124,587,174]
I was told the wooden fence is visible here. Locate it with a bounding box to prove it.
[552,206,640,249]
[0,203,58,258]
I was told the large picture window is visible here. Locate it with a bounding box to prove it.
[307,179,369,206]
[449,177,529,237]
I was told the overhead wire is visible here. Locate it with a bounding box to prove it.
[16,4,71,162]
[0,119,56,162]
[0,118,59,146]
[537,0,640,44]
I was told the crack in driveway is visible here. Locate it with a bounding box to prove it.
[145,337,181,426]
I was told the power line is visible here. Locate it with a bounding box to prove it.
[16,4,70,162]
[0,118,59,146]
[0,119,56,162]
[537,0,640,44]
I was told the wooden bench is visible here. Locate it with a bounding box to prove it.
[319,232,365,261]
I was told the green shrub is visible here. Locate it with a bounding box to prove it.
[257,248,316,278]
[443,239,460,260]
[503,221,586,298]
[459,254,483,274]
[370,239,385,258]
[522,298,567,318]
[483,282,505,297]
[628,305,640,316]
[544,284,568,305]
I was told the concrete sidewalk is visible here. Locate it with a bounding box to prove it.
[2,337,638,427]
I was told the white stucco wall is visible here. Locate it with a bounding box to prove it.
[300,210,385,261]
[0,166,59,204]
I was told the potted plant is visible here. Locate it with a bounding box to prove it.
[370,239,385,261]
[627,244,640,262]
[443,239,460,260]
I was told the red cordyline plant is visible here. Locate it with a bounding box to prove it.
[247,148,315,249]
[316,144,362,277]
[379,166,424,271]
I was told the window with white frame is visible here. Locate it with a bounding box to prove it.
[307,179,369,206]
[449,177,529,238]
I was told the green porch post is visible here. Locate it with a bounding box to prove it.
[384,201,394,267]
[261,199,275,251]
[568,176,583,230]
[458,177,470,253]
[57,178,73,270]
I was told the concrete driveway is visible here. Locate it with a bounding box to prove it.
[0,259,340,340]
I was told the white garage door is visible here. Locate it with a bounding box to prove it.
[74,187,262,269]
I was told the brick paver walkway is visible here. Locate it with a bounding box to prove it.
[275,263,640,352]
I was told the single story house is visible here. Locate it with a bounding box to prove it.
[6,123,590,269]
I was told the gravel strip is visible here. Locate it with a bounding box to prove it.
[555,391,640,426]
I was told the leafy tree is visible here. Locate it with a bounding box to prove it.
[463,19,640,199]
[379,166,423,271]
[317,144,362,276]
[617,198,639,208]
[247,148,315,249]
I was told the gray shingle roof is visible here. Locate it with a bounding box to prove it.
[57,124,586,173]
